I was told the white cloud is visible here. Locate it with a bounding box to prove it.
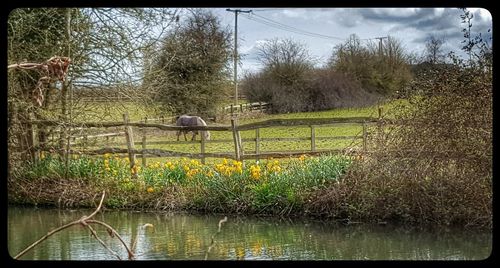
[434,8,445,16]
[370,8,421,18]
[213,7,492,74]
[469,8,492,21]
[281,9,308,19]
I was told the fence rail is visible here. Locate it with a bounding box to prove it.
[21,115,380,165]
[220,102,271,116]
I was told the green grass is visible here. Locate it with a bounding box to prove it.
[41,101,163,122]
[56,99,408,165]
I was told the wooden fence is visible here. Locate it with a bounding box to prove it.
[220,102,271,116]
[138,102,271,123]
[24,114,380,167]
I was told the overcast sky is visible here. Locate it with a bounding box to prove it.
[200,7,492,76]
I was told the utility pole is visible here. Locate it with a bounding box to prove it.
[375,36,388,57]
[226,8,252,108]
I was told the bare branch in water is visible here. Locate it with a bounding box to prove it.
[13,191,135,260]
[130,223,155,255]
[205,216,228,260]
[85,223,122,260]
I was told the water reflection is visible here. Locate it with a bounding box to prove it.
[8,206,491,260]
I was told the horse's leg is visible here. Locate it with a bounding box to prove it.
[191,132,196,141]
[184,131,188,141]
[176,131,180,141]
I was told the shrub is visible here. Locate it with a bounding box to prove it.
[241,69,382,113]
[307,56,492,228]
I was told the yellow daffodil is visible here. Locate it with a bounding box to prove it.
[187,168,199,178]
[250,164,261,180]
[190,159,200,167]
[130,165,141,175]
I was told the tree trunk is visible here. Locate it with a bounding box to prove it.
[59,8,72,160]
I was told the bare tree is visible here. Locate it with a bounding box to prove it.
[329,34,372,84]
[257,38,314,84]
[8,8,79,163]
[329,34,412,96]
[8,8,178,168]
[242,37,380,113]
[424,35,446,64]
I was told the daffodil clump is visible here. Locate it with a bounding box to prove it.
[17,152,350,213]
[214,158,243,177]
[101,153,131,179]
[186,155,351,212]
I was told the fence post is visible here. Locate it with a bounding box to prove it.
[123,113,137,179]
[362,121,367,152]
[230,104,234,117]
[83,135,88,151]
[30,121,38,162]
[237,127,243,162]
[259,102,263,112]
[240,104,243,113]
[142,117,147,167]
[231,118,242,161]
[200,129,206,164]
[377,107,383,145]
[310,125,316,152]
[255,128,260,161]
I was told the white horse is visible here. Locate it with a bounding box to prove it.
[176,115,211,141]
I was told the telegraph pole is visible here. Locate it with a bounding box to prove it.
[375,36,388,57]
[226,8,252,108]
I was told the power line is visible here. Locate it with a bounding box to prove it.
[241,12,377,42]
[251,8,288,12]
[243,13,344,40]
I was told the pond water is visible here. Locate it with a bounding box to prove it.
[8,206,491,260]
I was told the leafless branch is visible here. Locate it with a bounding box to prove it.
[13,191,135,260]
[204,216,227,260]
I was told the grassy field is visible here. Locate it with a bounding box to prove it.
[59,99,407,165]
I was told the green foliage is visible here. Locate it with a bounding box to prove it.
[19,154,102,180]
[145,9,232,117]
